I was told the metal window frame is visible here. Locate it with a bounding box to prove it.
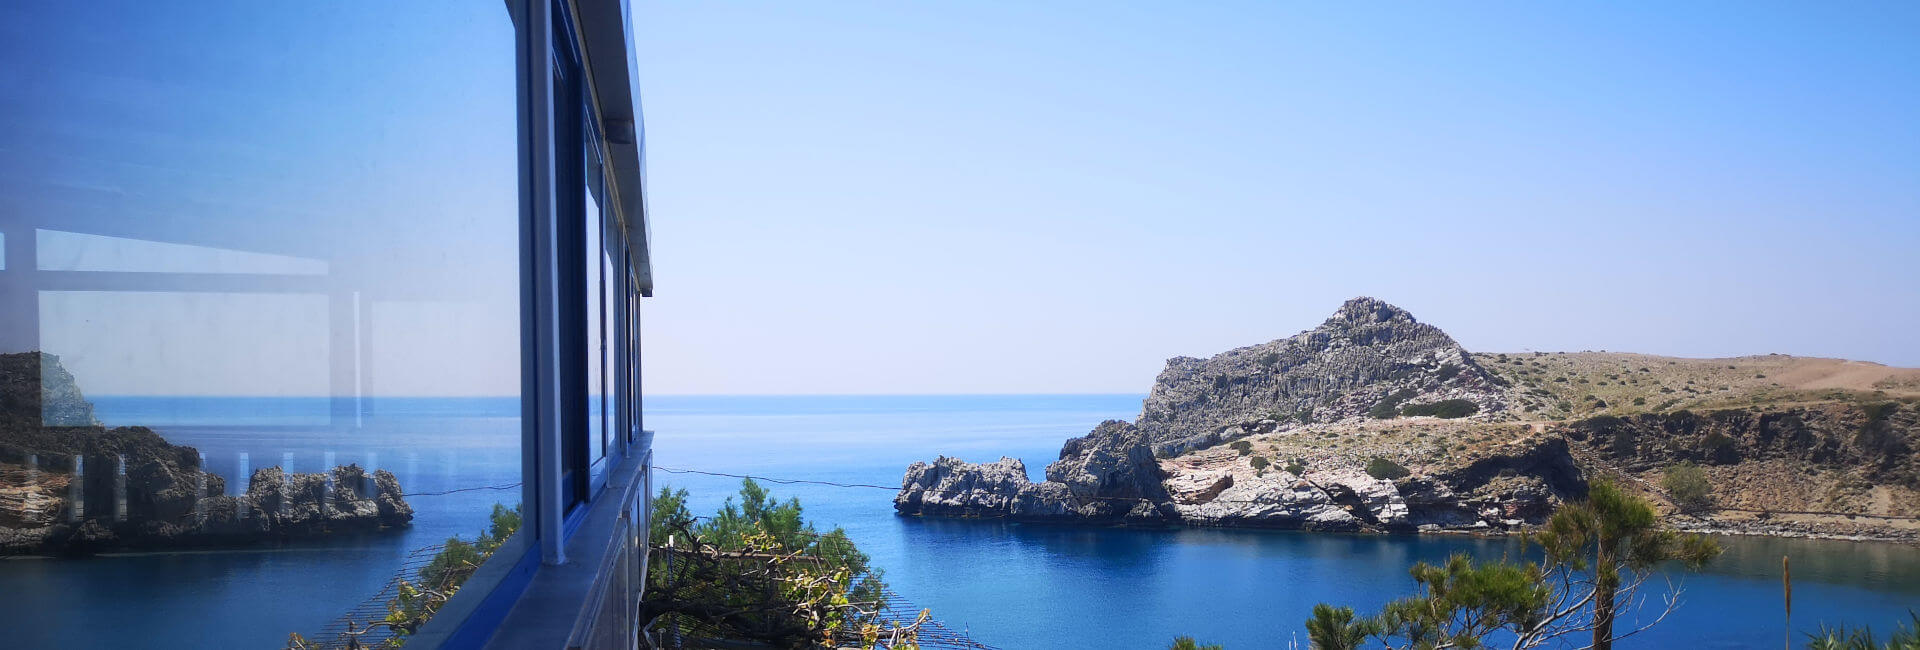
[408,0,652,646]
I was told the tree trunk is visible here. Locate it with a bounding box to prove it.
[1593,544,1619,650]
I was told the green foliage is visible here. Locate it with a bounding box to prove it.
[419,538,484,590]
[1435,364,1462,382]
[1311,480,1721,650]
[1365,457,1410,481]
[1229,440,1253,455]
[1249,455,1270,471]
[1535,480,1721,649]
[1169,636,1225,650]
[1806,611,1920,650]
[1285,461,1307,476]
[1305,604,1372,650]
[1212,374,1232,391]
[1399,399,1479,419]
[1296,409,1318,425]
[374,503,525,644]
[1371,389,1418,419]
[1370,554,1550,649]
[1662,462,1712,511]
[1699,430,1734,452]
[650,486,695,545]
[647,480,900,648]
[1258,352,1281,367]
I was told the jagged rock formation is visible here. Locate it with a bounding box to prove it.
[1137,297,1506,456]
[0,352,413,555]
[896,421,1174,523]
[898,296,1920,541]
[897,298,1562,533]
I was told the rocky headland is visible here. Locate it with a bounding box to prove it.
[0,352,413,555]
[895,298,1920,542]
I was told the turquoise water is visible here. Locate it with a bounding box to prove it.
[0,395,1914,648]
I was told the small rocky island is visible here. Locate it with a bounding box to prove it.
[896,298,1920,541]
[0,352,413,555]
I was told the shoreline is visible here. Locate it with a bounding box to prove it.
[894,511,1920,547]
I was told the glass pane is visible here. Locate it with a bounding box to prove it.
[0,3,519,648]
[602,237,617,456]
[586,161,606,478]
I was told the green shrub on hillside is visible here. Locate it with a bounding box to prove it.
[1366,457,1410,480]
[1400,399,1479,419]
[1370,389,1418,419]
[1250,456,1270,471]
[1662,462,1712,511]
[1864,402,1901,422]
[1229,440,1253,455]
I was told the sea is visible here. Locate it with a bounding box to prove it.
[0,394,1913,649]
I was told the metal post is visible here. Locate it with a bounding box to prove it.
[518,0,568,566]
[0,223,39,357]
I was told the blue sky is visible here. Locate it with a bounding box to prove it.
[633,1,1920,394]
[5,3,1915,398]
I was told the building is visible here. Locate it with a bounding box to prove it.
[0,1,652,647]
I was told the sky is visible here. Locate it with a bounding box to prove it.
[3,3,1916,398]
[632,1,1920,395]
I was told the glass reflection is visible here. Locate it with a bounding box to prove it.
[0,1,521,647]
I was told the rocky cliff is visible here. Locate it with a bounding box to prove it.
[0,352,414,555]
[897,298,1564,533]
[1136,297,1507,456]
[897,420,1175,524]
[896,298,1920,541]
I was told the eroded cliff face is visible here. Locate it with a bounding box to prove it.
[1562,404,1919,516]
[1135,297,1507,456]
[0,352,414,555]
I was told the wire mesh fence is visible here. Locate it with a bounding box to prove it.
[292,544,447,649]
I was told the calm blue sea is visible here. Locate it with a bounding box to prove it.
[0,395,1914,649]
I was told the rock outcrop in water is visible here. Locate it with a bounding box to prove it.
[897,421,1175,523]
[0,352,413,555]
[898,297,1920,541]
[897,298,1564,533]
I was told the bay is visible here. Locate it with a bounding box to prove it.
[0,394,1911,648]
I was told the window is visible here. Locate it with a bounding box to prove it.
[0,3,523,647]
[1,0,651,646]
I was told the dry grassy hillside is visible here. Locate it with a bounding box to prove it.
[1162,352,1920,538]
[1475,352,1920,418]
